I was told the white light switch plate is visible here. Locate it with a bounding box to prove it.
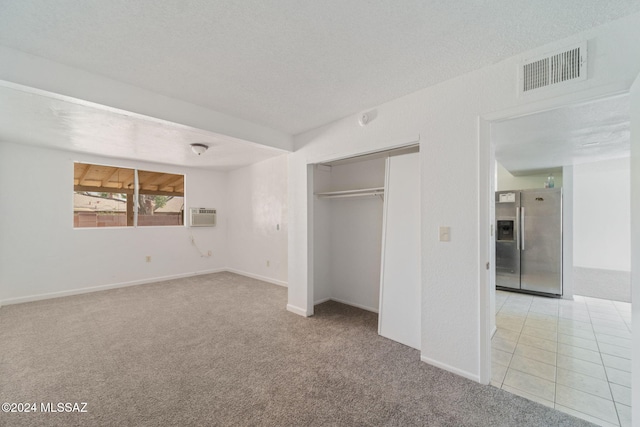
[439,226,450,242]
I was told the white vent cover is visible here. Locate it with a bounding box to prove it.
[520,42,587,94]
[190,207,216,227]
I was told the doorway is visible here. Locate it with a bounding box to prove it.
[484,94,633,426]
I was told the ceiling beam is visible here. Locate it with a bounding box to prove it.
[0,48,294,151]
[74,185,133,195]
[76,163,92,186]
[138,172,165,190]
[102,167,124,187]
[156,175,184,192]
[138,189,184,197]
[74,185,183,197]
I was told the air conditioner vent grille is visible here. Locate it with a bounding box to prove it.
[523,57,549,91]
[521,43,586,94]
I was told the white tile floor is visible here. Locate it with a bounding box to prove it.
[491,290,632,427]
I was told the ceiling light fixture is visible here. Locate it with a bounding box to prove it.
[190,143,208,155]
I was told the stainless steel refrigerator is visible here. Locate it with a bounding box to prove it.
[495,188,562,296]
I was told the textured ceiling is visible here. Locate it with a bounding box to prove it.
[493,95,630,174]
[1,1,639,135]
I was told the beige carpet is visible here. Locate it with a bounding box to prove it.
[0,272,592,426]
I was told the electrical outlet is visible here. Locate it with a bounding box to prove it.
[146,256,151,262]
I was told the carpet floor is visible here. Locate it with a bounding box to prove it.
[0,272,594,426]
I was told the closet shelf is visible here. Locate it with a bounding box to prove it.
[315,187,384,199]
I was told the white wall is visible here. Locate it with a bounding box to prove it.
[573,157,630,271]
[327,158,386,192]
[288,14,640,381]
[496,162,563,190]
[329,196,384,311]
[226,154,288,286]
[0,142,228,304]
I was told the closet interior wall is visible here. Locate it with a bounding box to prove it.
[313,157,386,312]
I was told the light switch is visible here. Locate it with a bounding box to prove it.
[439,226,450,242]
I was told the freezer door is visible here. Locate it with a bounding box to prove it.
[496,240,520,289]
[520,189,562,295]
[495,192,520,290]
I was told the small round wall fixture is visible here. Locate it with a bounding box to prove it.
[190,143,209,156]
[358,112,370,126]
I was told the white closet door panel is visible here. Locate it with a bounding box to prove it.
[379,152,420,350]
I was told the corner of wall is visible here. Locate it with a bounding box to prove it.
[420,355,481,384]
[562,165,574,299]
[286,304,311,317]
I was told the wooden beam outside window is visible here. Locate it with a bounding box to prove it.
[77,163,92,186]
[74,185,134,195]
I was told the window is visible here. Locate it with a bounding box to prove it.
[137,169,184,227]
[73,163,184,228]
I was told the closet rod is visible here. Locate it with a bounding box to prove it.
[315,187,384,199]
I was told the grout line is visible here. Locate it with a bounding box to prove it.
[555,377,615,403]
[495,291,627,427]
[612,301,633,333]
[584,295,622,427]
[498,293,527,391]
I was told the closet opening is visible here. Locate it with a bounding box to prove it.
[310,144,421,349]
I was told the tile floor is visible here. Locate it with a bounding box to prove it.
[491,290,632,427]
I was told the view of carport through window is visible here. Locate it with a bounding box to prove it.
[73,162,185,228]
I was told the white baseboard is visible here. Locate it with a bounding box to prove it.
[0,267,289,307]
[330,297,378,313]
[226,268,287,287]
[286,304,311,317]
[314,297,331,305]
[420,355,480,383]
[0,268,226,306]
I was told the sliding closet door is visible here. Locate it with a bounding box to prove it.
[378,152,420,350]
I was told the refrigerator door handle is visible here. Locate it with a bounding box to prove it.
[515,207,520,250]
[520,207,525,251]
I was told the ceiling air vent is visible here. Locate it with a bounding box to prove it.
[520,42,587,95]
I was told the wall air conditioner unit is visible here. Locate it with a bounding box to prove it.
[190,208,216,227]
